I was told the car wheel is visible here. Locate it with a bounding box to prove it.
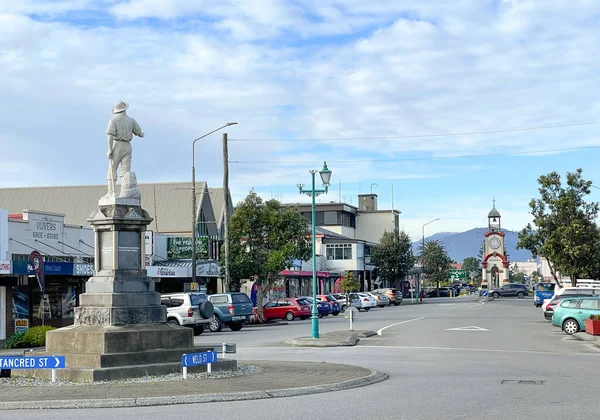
[318,313,324,318]
[299,316,309,320]
[209,315,222,332]
[229,322,243,332]
[517,292,525,299]
[341,305,347,311]
[332,312,339,316]
[167,318,179,326]
[285,311,295,321]
[492,292,499,299]
[193,325,204,336]
[394,302,400,306]
[364,307,370,311]
[199,301,215,319]
[563,319,580,335]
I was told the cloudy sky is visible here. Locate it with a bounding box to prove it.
[1,0,600,240]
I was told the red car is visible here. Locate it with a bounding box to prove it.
[262,298,311,321]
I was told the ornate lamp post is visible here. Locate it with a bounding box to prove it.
[420,218,440,302]
[298,161,332,339]
[191,122,237,284]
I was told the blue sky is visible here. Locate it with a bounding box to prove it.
[1,1,600,240]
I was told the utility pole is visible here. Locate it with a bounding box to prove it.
[222,133,231,293]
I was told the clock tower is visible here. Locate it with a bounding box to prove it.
[481,201,509,290]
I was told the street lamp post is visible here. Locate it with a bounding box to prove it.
[370,183,379,194]
[298,161,332,339]
[191,122,238,284]
[420,218,440,302]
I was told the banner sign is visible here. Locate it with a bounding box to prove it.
[166,236,209,260]
[12,261,73,276]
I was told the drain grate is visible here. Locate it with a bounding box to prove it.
[501,380,544,385]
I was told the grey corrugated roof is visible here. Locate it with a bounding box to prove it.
[207,188,225,231]
[0,182,212,234]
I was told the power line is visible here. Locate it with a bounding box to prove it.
[229,120,600,142]
[229,144,600,165]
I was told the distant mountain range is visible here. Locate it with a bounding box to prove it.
[411,228,535,263]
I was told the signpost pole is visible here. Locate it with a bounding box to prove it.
[350,310,353,330]
[222,343,226,359]
[51,368,57,383]
[207,363,212,374]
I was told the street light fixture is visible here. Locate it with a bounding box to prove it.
[191,122,238,284]
[298,161,332,339]
[419,218,440,302]
[370,183,379,194]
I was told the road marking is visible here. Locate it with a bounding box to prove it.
[377,317,425,336]
[446,326,489,331]
[354,345,600,357]
[468,302,485,308]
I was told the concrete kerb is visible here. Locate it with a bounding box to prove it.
[571,332,600,347]
[0,368,387,410]
[283,330,377,347]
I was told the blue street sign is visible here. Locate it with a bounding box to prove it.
[481,290,489,297]
[0,356,65,369]
[181,351,217,367]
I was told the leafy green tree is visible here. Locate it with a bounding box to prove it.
[518,169,599,287]
[371,230,415,288]
[419,239,451,296]
[509,263,527,284]
[225,190,311,319]
[339,271,360,307]
[463,257,481,285]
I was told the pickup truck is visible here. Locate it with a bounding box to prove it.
[207,292,254,332]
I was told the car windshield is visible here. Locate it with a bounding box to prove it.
[536,283,554,292]
[232,294,251,303]
[189,293,207,305]
[297,298,311,305]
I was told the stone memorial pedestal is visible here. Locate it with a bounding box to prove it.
[17,197,226,382]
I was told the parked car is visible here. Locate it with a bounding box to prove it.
[373,288,403,306]
[367,292,389,307]
[331,293,360,311]
[425,288,451,298]
[301,296,332,318]
[161,292,214,335]
[551,296,600,334]
[207,292,254,332]
[316,294,341,316]
[349,292,377,311]
[543,289,599,321]
[262,298,311,321]
[489,283,528,299]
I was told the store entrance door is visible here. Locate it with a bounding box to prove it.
[0,287,6,340]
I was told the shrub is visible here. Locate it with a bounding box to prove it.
[21,326,56,347]
[3,332,25,349]
[589,314,600,321]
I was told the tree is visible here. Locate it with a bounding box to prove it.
[371,230,415,288]
[419,239,451,296]
[225,190,312,320]
[518,169,599,287]
[509,263,526,284]
[339,271,360,308]
[463,257,481,285]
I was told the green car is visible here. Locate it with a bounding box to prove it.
[551,296,600,334]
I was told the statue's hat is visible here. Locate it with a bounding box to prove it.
[112,101,129,114]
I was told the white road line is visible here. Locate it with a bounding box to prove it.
[377,317,425,336]
[355,345,600,357]
[468,302,485,308]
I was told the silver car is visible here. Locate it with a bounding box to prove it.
[350,293,377,311]
[367,292,389,307]
[160,292,214,335]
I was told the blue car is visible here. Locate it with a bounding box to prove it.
[534,282,555,307]
[299,297,332,318]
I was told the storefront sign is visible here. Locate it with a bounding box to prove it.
[145,231,153,256]
[197,262,220,277]
[73,263,94,276]
[166,236,209,259]
[0,260,10,274]
[281,270,329,277]
[146,266,190,278]
[15,319,29,334]
[28,214,64,246]
[12,261,73,276]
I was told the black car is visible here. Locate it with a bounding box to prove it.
[489,283,528,299]
[425,288,451,298]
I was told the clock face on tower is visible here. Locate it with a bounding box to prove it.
[488,237,501,250]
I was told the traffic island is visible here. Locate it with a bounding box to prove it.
[284,330,377,347]
[0,361,387,410]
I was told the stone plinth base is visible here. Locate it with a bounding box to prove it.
[11,324,227,382]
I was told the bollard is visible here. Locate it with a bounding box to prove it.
[51,368,57,383]
[182,353,188,379]
[207,363,212,374]
[222,343,226,359]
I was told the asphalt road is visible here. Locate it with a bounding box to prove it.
[5,296,600,419]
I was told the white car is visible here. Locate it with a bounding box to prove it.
[350,293,377,310]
